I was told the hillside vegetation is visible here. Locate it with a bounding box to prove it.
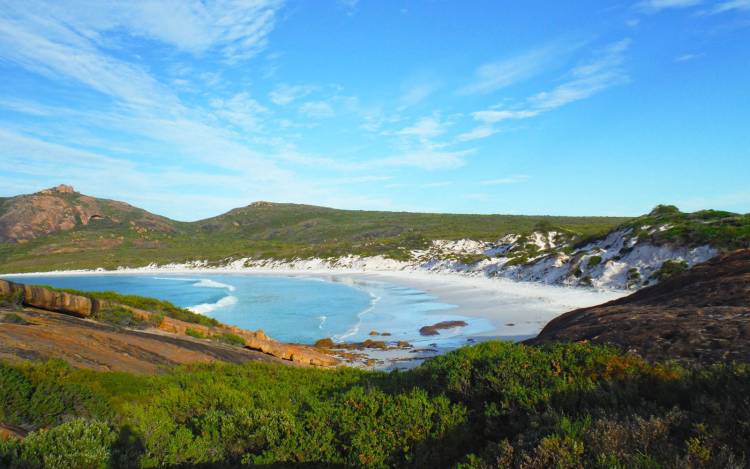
[1,187,748,277]
[0,186,629,273]
[621,204,750,250]
[1,342,748,468]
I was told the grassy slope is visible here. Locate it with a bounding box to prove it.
[0,201,630,273]
[1,342,748,467]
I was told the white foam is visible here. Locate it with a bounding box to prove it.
[318,315,327,329]
[333,292,381,341]
[152,276,199,281]
[187,295,238,315]
[193,279,236,292]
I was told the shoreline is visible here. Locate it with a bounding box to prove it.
[3,264,626,341]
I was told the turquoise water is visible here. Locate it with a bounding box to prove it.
[2,274,493,346]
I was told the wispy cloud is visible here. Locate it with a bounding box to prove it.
[398,82,439,108]
[396,115,449,140]
[210,93,268,132]
[0,0,283,62]
[269,84,316,105]
[299,100,336,118]
[459,43,568,95]
[675,52,703,62]
[456,126,497,142]
[637,0,702,13]
[460,39,631,142]
[473,110,539,123]
[530,39,631,110]
[480,175,530,186]
[710,0,750,13]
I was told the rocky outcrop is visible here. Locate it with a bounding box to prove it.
[156,316,338,367]
[529,249,750,365]
[0,279,96,318]
[0,307,288,374]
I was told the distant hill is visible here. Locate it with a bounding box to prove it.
[0,185,629,273]
[0,184,177,243]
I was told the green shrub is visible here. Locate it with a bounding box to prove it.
[0,437,21,468]
[587,255,602,268]
[1,342,749,467]
[456,254,489,265]
[185,327,207,339]
[17,419,115,469]
[652,259,689,282]
[94,306,155,329]
[211,333,246,347]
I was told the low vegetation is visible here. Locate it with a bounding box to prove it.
[626,204,750,250]
[93,306,161,330]
[0,312,30,325]
[1,341,748,467]
[652,259,689,282]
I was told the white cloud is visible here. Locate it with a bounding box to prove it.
[711,0,750,13]
[456,126,497,143]
[299,100,336,118]
[529,39,631,111]
[480,175,530,186]
[472,110,539,123]
[459,43,566,95]
[0,0,284,62]
[210,93,268,132]
[675,53,703,62]
[461,39,630,142]
[637,0,702,12]
[269,84,316,105]
[399,82,439,108]
[396,116,448,140]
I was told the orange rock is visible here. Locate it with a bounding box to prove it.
[0,280,94,318]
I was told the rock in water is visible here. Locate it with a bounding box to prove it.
[419,320,468,336]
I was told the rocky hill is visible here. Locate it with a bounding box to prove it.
[0,184,176,243]
[529,249,750,364]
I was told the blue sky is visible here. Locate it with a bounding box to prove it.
[0,0,748,220]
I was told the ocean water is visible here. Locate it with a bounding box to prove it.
[2,274,494,346]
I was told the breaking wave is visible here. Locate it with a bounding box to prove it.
[193,279,236,291]
[187,295,238,315]
[332,292,380,341]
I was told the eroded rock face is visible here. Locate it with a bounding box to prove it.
[0,279,95,318]
[530,249,750,365]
